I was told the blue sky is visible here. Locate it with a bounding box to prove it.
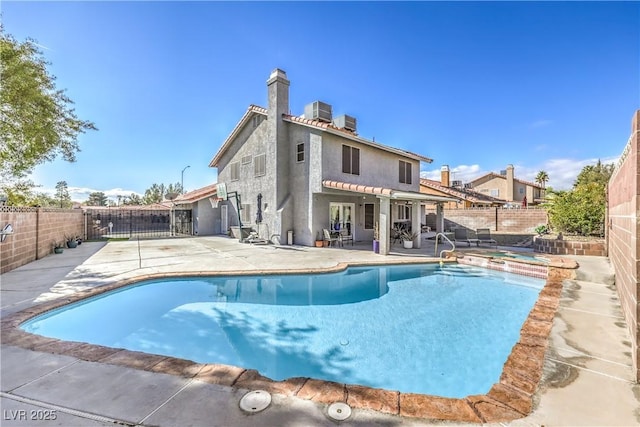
[4,1,639,201]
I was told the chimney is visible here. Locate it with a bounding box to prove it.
[267,68,290,121]
[441,165,450,187]
[506,164,514,201]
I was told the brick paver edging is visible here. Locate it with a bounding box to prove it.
[0,259,577,423]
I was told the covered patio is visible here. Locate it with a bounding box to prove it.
[321,180,457,255]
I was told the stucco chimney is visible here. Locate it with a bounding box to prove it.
[441,165,450,187]
[506,164,514,201]
[267,68,290,120]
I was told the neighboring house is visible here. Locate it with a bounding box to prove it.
[420,166,505,209]
[469,165,545,206]
[208,69,454,254]
[174,184,219,235]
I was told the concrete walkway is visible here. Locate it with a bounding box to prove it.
[1,237,639,426]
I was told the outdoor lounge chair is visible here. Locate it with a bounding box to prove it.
[323,229,341,247]
[476,228,498,248]
[340,229,353,246]
[454,228,478,246]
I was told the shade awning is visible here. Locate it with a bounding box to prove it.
[322,180,458,203]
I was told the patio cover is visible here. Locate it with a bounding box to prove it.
[322,180,457,203]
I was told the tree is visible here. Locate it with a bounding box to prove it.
[55,181,71,208]
[142,182,182,204]
[86,191,107,206]
[535,170,549,188]
[0,28,97,183]
[546,160,614,236]
[123,193,143,205]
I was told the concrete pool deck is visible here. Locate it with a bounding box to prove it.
[1,236,639,426]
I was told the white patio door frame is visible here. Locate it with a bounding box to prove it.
[329,202,355,238]
[221,205,228,234]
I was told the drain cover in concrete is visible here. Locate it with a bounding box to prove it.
[327,402,352,421]
[239,390,271,413]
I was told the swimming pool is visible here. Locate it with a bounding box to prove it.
[22,264,543,398]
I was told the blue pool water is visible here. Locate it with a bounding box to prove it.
[22,264,543,398]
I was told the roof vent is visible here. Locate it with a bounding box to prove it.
[304,101,332,122]
[334,115,357,132]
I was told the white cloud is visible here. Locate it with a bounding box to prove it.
[421,164,483,183]
[529,119,553,129]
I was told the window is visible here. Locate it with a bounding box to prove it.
[519,188,524,194]
[490,189,499,197]
[297,143,304,162]
[330,203,354,234]
[254,153,266,177]
[241,155,252,165]
[397,204,410,220]
[241,204,251,224]
[230,162,240,181]
[342,145,360,175]
[252,116,261,128]
[399,160,412,184]
[364,203,374,229]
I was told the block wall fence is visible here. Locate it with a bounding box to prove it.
[607,110,640,382]
[0,207,84,274]
[425,207,548,233]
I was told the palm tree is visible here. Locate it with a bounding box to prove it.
[535,170,549,188]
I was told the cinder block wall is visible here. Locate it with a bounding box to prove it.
[0,207,84,274]
[425,208,548,233]
[607,110,640,382]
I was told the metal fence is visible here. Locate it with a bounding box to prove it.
[84,209,192,240]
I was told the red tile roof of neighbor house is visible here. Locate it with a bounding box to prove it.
[471,172,543,189]
[419,178,505,204]
[209,104,433,167]
[174,183,218,204]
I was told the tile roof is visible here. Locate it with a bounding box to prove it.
[323,180,457,202]
[419,178,505,204]
[174,183,218,204]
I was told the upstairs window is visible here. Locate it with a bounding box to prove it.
[241,155,252,165]
[342,145,360,175]
[297,143,305,162]
[399,160,412,184]
[254,153,266,177]
[230,162,240,181]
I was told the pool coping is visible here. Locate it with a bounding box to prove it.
[0,257,578,423]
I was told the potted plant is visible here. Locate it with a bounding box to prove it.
[315,231,324,248]
[66,235,78,248]
[53,241,64,254]
[401,230,418,249]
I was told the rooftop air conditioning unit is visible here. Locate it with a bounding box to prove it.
[304,101,332,122]
[464,183,473,189]
[333,115,357,132]
[500,170,507,176]
[452,180,462,188]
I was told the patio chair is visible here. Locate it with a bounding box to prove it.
[391,227,403,244]
[476,228,498,248]
[323,229,341,247]
[454,228,478,247]
[340,229,353,246]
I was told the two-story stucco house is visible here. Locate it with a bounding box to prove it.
[208,69,452,255]
[469,165,545,207]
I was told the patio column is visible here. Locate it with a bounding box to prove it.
[436,203,444,234]
[412,201,421,249]
[378,196,391,255]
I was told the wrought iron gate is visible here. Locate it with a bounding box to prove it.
[84,209,192,240]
